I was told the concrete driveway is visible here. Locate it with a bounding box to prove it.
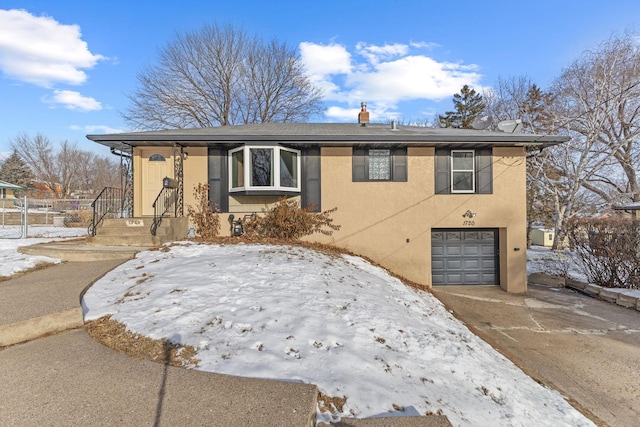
[432,284,640,427]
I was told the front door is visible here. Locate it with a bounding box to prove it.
[141,149,173,216]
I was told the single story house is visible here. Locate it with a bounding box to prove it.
[0,180,22,199]
[87,118,568,294]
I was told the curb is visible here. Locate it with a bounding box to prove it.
[0,308,83,347]
[528,273,640,312]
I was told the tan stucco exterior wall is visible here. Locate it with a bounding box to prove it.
[133,144,528,293]
[315,146,528,293]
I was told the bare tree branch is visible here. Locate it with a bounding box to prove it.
[122,23,324,129]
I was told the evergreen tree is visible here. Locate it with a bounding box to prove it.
[438,85,486,129]
[0,148,34,187]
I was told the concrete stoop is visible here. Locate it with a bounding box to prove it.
[89,216,188,246]
[18,239,147,262]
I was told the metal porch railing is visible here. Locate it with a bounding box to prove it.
[150,187,178,236]
[88,187,126,235]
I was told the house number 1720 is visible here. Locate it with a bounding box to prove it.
[463,220,475,226]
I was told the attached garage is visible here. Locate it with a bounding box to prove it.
[431,229,499,285]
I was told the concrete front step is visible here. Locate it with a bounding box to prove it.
[92,217,188,246]
[18,239,149,262]
[88,234,161,247]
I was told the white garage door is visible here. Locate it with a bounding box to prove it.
[431,229,498,285]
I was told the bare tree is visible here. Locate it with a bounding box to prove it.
[123,23,324,130]
[554,31,640,205]
[484,77,558,247]
[10,134,120,197]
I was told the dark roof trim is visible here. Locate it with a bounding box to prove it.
[87,123,570,150]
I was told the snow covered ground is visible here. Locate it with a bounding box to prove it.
[81,242,594,426]
[527,245,640,299]
[0,226,86,277]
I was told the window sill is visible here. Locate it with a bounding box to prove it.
[230,189,301,196]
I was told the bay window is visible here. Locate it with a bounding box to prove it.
[229,146,300,192]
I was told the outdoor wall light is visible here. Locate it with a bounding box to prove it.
[462,210,477,218]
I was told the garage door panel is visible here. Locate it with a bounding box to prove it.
[446,260,462,270]
[446,246,462,256]
[481,259,495,269]
[463,259,480,269]
[481,273,496,282]
[464,273,480,283]
[464,246,480,256]
[432,228,498,286]
[447,273,463,283]
[481,246,495,255]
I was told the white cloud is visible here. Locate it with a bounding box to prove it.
[299,41,352,76]
[300,40,483,120]
[46,90,102,111]
[0,9,105,87]
[69,124,126,134]
[69,125,130,134]
[356,42,409,64]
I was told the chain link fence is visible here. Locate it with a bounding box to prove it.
[1,197,92,239]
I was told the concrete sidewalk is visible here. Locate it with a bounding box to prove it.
[0,246,450,427]
[433,285,640,427]
[0,256,318,427]
[0,259,125,346]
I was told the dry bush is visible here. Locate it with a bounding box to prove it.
[186,183,220,240]
[567,217,640,288]
[243,197,340,240]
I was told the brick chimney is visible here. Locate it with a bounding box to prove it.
[358,101,369,126]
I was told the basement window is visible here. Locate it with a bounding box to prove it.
[229,146,300,193]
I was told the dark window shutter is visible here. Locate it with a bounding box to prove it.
[435,148,450,194]
[302,147,321,212]
[392,148,407,182]
[208,147,228,212]
[476,148,493,194]
[352,148,367,182]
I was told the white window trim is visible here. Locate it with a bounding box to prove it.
[229,145,301,192]
[451,149,475,193]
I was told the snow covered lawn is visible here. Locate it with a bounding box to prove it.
[0,226,86,277]
[83,242,594,426]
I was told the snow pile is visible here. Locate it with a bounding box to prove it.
[83,242,593,426]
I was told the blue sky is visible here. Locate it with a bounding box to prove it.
[1,0,639,158]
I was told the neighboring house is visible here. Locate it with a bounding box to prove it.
[0,180,22,199]
[27,180,64,199]
[530,228,555,247]
[87,119,568,294]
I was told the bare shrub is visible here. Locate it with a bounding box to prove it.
[243,197,340,240]
[186,183,220,240]
[567,217,640,288]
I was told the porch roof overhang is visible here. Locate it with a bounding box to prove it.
[87,123,570,150]
[0,180,22,190]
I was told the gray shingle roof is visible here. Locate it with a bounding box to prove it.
[87,122,569,149]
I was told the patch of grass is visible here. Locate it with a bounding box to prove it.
[85,315,199,368]
[317,391,347,414]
